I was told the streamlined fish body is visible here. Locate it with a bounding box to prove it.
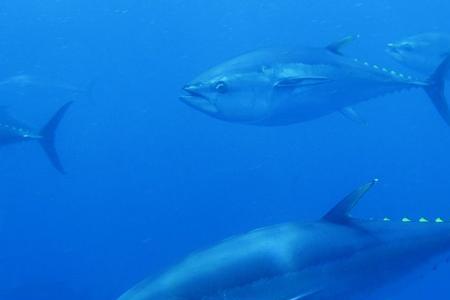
[181,37,450,126]
[118,180,450,300]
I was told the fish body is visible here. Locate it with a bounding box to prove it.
[118,181,450,300]
[181,37,449,126]
[0,111,41,144]
[387,32,450,77]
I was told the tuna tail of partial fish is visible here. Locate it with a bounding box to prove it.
[39,101,74,174]
[424,53,450,126]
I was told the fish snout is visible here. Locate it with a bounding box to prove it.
[180,83,219,114]
[182,84,204,98]
[183,84,196,93]
[181,83,211,103]
[386,43,404,61]
[386,43,399,53]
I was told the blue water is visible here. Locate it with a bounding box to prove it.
[0,0,450,299]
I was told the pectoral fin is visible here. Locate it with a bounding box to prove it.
[326,35,360,55]
[274,76,332,88]
[340,107,367,125]
[287,289,321,300]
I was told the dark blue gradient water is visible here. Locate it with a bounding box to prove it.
[0,1,449,299]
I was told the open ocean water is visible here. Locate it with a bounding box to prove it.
[0,0,449,299]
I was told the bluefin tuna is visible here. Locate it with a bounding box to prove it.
[117,179,450,300]
[387,33,450,77]
[180,37,450,126]
[0,102,73,174]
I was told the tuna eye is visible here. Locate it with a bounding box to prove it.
[215,81,228,93]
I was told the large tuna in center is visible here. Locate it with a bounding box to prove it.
[180,37,450,126]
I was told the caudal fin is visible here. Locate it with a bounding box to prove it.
[424,54,450,126]
[39,101,73,174]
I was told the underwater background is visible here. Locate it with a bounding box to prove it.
[0,0,449,299]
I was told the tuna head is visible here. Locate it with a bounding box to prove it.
[386,33,450,74]
[180,56,276,124]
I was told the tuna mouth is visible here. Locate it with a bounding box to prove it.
[180,85,218,114]
[386,43,396,52]
[386,43,401,55]
[182,85,208,99]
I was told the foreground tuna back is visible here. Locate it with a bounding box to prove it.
[117,180,450,300]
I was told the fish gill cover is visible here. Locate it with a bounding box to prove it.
[0,1,449,300]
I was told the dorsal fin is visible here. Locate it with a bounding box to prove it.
[340,107,368,125]
[326,35,360,55]
[322,179,378,223]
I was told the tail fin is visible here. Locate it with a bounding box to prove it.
[424,54,450,126]
[39,101,73,174]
